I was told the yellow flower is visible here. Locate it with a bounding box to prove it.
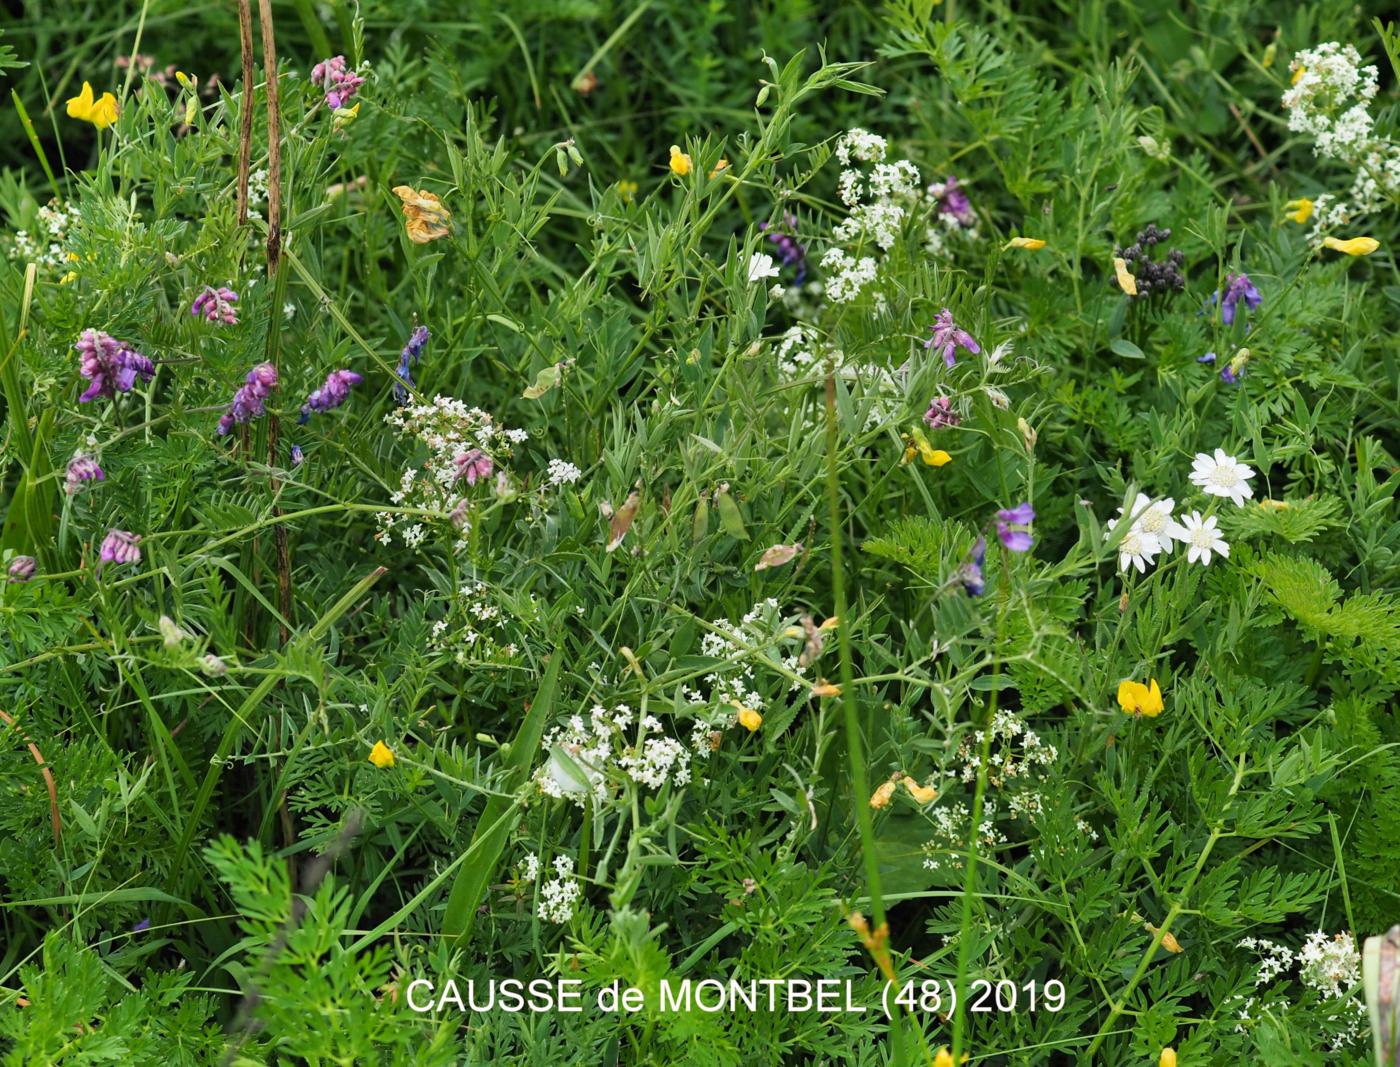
[368,740,396,768]
[1113,256,1138,296]
[902,776,938,805]
[333,102,361,131]
[708,158,729,178]
[933,1049,954,1067]
[1322,235,1379,256]
[1291,65,1306,85]
[392,186,452,243]
[735,705,762,732]
[811,680,841,698]
[617,180,638,203]
[1283,197,1314,224]
[66,82,120,130]
[870,779,897,809]
[907,427,951,467]
[1160,1048,1177,1067]
[668,144,692,177]
[1002,236,1046,251]
[1146,921,1183,952]
[1117,678,1164,717]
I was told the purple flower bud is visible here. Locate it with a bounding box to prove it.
[760,212,806,284]
[449,498,471,529]
[75,329,154,402]
[1207,272,1262,326]
[99,529,142,567]
[217,362,278,435]
[923,395,961,430]
[1219,366,1238,384]
[132,918,151,933]
[933,176,974,226]
[7,555,36,583]
[191,286,239,325]
[453,448,494,486]
[290,444,304,466]
[957,537,986,596]
[299,369,362,422]
[65,454,105,494]
[995,502,1035,553]
[1197,351,1217,364]
[924,309,980,369]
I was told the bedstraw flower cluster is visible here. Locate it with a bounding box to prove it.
[427,580,521,666]
[1235,932,1366,1047]
[537,855,582,924]
[535,704,693,807]
[378,396,526,546]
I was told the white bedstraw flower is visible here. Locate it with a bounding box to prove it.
[747,252,780,283]
[1173,511,1229,566]
[1189,448,1256,507]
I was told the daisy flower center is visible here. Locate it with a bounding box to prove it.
[1208,465,1238,487]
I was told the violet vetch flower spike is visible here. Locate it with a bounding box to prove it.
[299,368,362,423]
[75,329,154,402]
[923,395,961,430]
[65,454,105,494]
[760,212,806,284]
[395,325,428,404]
[1208,272,1262,326]
[934,175,974,226]
[99,529,141,567]
[7,556,36,583]
[995,502,1035,553]
[217,362,278,435]
[191,286,239,325]
[453,448,494,486]
[924,308,980,369]
[309,55,364,109]
[957,537,986,596]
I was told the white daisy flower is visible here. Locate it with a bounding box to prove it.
[1189,448,1256,507]
[1116,493,1179,553]
[1112,525,1161,573]
[747,252,780,283]
[1173,511,1229,566]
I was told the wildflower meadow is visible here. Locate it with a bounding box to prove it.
[3,2,1400,1063]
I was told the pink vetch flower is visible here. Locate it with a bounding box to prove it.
[65,454,105,494]
[924,309,980,369]
[453,448,494,486]
[7,555,36,582]
[933,175,974,226]
[217,362,278,436]
[75,329,155,402]
[923,395,961,430]
[299,368,362,423]
[191,286,239,325]
[995,502,1035,553]
[99,529,141,567]
[309,55,364,109]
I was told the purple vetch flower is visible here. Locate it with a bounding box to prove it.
[216,362,278,435]
[99,529,141,567]
[995,502,1035,553]
[1197,352,1217,364]
[7,556,36,583]
[923,395,961,430]
[299,368,362,423]
[75,329,155,402]
[310,55,364,109]
[65,454,105,494]
[1219,365,1238,384]
[290,444,304,466]
[957,537,986,596]
[924,308,980,369]
[760,212,807,284]
[191,286,239,325]
[453,448,494,486]
[132,918,151,933]
[1207,272,1262,326]
[933,176,974,227]
[395,326,428,404]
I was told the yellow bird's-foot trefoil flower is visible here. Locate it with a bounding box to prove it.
[731,702,762,732]
[708,158,729,178]
[368,740,396,768]
[902,776,938,805]
[1322,235,1379,256]
[869,779,897,809]
[1117,678,1164,717]
[1002,236,1046,251]
[668,145,691,177]
[66,82,120,130]
[1113,256,1138,296]
[1284,198,1314,224]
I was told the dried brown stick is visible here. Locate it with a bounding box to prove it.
[235,0,255,226]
